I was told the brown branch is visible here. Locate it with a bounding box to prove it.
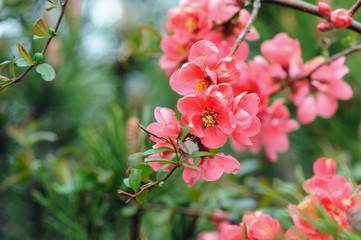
[229,0,261,56]
[0,0,69,92]
[261,0,361,34]
[350,0,361,16]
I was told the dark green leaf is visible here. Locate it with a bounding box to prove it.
[33,18,51,38]
[123,178,130,188]
[182,151,214,161]
[143,147,174,156]
[177,125,190,142]
[183,162,201,171]
[144,158,176,165]
[135,164,153,178]
[156,163,170,181]
[0,60,11,72]
[17,43,34,64]
[15,58,34,67]
[9,60,16,78]
[128,152,145,168]
[136,189,149,204]
[129,169,142,193]
[35,63,56,81]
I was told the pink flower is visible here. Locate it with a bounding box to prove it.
[182,153,240,187]
[242,211,282,240]
[318,2,331,17]
[178,94,236,148]
[220,223,243,240]
[285,227,305,240]
[197,231,220,240]
[330,9,352,28]
[291,57,352,124]
[260,33,301,68]
[316,22,334,32]
[313,158,336,176]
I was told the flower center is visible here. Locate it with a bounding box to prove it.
[263,226,270,233]
[193,78,211,94]
[201,107,218,128]
[185,17,197,32]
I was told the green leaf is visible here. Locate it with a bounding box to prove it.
[156,163,170,181]
[123,178,130,188]
[128,152,145,168]
[17,43,34,64]
[179,140,199,154]
[143,147,174,157]
[35,63,56,81]
[0,76,10,81]
[183,162,201,171]
[45,6,59,11]
[182,151,214,161]
[177,125,190,142]
[135,164,153,178]
[9,59,16,78]
[136,189,149,204]
[33,18,52,38]
[129,169,142,193]
[15,58,34,67]
[0,60,11,72]
[144,158,176,165]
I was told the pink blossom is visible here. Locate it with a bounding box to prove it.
[178,94,236,148]
[182,153,240,187]
[318,2,331,17]
[330,9,352,28]
[197,231,220,240]
[285,227,305,240]
[313,158,336,176]
[291,57,352,124]
[316,22,334,32]
[260,33,301,68]
[242,211,282,240]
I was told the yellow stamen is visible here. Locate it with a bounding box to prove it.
[342,198,351,206]
[193,78,211,94]
[201,107,218,128]
[264,226,270,232]
[185,17,197,32]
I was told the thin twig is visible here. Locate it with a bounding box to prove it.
[137,123,170,143]
[261,0,361,34]
[350,0,361,16]
[229,0,261,56]
[0,0,69,92]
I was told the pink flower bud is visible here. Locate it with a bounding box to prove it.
[318,2,331,17]
[330,9,353,28]
[316,22,334,32]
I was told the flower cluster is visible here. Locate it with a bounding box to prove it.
[160,0,259,76]
[286,158,361,239]
[317,2,353,31]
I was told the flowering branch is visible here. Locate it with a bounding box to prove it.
[0,0,69,92]
[262,0,361,34]
[229,0,261,56]
[349,0,361,16]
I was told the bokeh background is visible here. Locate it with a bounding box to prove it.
[0,0,361,239]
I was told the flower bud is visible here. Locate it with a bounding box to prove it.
[318,2,331,17]
[330,9,353,28]
[49,27,56,36]
[34,52,44,64]
[316,22,334,32]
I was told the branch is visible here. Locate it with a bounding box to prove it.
[350,0,361,16]
[229,0,261,56]
[0,0,69,92]
[262,0,361,34]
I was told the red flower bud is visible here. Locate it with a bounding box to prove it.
[316,22,334,32]
[318,2,331,17]
[330,9,353,28]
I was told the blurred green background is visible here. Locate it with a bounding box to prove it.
[0,0,361,239]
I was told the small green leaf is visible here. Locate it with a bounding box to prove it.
[9,59,16,78]
[128,152,145,168]
[156,163,170,181]
[0,76,10,81]
[129,169,142,193]
[183,162,201,171]
[135,164,153,178]
[17,43,34,64]
[177,126,191,142]
[0,60,11,72]
[179,140,199,154]
[123,178,130,188]
[45,6,59,11]
[182,151,214,161]
[144,158,176,165]
[158,181,165,188]
[136,189,149,204]
[15,58,34,67]
[143,147,174,157]
[35,63,56,81]
[33,18,52,38]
